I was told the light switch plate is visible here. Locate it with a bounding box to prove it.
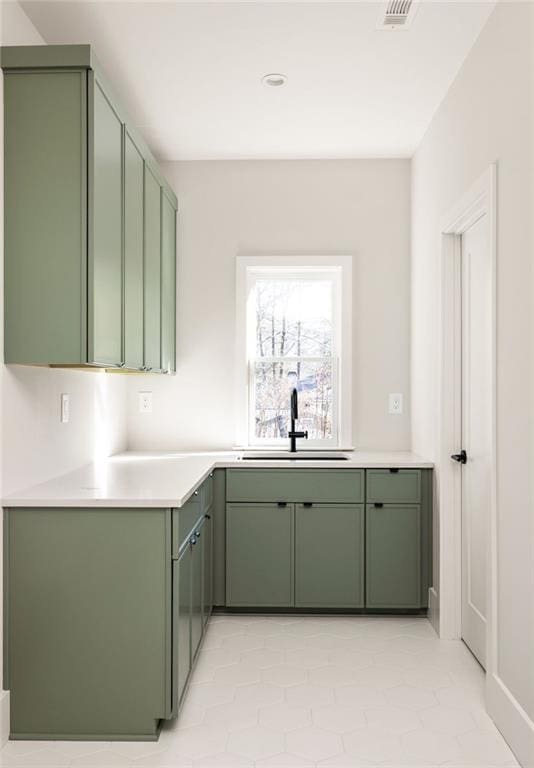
[139,391,153,414]
[389,393,403,415]
[60,393,70,423]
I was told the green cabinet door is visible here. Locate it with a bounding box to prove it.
[226,503,294,607]
[203,511,213,627]
[123,130,144,370]
[366,504,421,609]
[6,507,170,739]
[161,190,176,374]
[176,545,191,708]
[3,70,87,365]
[191,526,203,660]
[88,77,123,366]
[295,504,364,608]
[144,165,161,372]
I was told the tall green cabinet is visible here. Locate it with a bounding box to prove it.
[1,45,177,373]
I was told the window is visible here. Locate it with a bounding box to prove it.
[236,256,352,448]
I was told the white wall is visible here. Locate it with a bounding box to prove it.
[0,2,128,497]
[127,159,412,452]
[0,4,128,739]
[411,2,534,763]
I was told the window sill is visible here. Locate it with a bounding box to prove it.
[232,446,356,453]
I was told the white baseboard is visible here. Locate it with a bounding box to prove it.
[428,587,440,637]
[487,671,534,767]
[0,691,9,746]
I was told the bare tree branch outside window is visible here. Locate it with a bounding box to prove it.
[252,279,334,441]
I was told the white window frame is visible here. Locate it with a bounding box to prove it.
[235,255,353,449]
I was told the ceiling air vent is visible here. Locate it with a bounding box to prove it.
[377,0,418,30]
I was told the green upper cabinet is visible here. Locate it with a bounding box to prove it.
[123,130,145,371]
[144,166,162,372]
[1,45,177,372]
[161,191,177,374]
[88,77,123,366]
[3,70,87,365]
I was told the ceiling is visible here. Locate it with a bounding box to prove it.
[21,1,496,160]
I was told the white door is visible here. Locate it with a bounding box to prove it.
[459,213,491,668]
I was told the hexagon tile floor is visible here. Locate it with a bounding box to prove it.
[0,616,519,768]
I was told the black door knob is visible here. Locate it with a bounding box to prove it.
[451,450,467,464]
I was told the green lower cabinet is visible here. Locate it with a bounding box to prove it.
[226,469,364,504]
[174,546,191,710]
[190,525,203,660]
[203,510,213,627]
[5,508,171,740]
[226,503,294,607]
[295,504,364,608]
[366,504,421,609]
[366,469,421,504]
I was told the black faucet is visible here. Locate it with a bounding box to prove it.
[288,385,308,453]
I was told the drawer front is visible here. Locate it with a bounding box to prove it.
[174,493,201,553]
[226,469,364,504]
[202,473,213,511]
[366,469,421,503]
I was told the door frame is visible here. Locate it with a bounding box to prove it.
[437,165,497,657]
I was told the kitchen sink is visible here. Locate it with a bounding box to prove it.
[240,452,349,461]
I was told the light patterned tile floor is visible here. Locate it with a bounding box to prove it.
[0,616,519,768]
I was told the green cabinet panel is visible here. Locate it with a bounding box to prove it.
[175,546,191,709]
[366,470,421,504]
[161,191,176,374]
[295,504,364,608]
[4,70,87,365]
[226,503,294,607]
[144,166,162,372]
[420,469,433,608]
[366,504,421,609]
[226,469,364,504]
[5,508,171,739]
[88,77,123,366]
[202,473,214,512]
[172,503,213,715]
[173,493,201,555]
[212,470,227,608]
[123,130,145,370]
[190,523,203,660]
[203,511,213,627]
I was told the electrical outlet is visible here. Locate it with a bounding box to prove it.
[60,393,70,423]
[389,393,403,415]
[139,391,153,414]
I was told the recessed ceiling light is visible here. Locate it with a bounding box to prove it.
[262,73,287,88]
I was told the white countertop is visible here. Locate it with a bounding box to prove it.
[3,450,433,508]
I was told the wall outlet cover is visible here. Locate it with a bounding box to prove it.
[60,393,70,423]
[139,391,153,414]
[389,393,403,415]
